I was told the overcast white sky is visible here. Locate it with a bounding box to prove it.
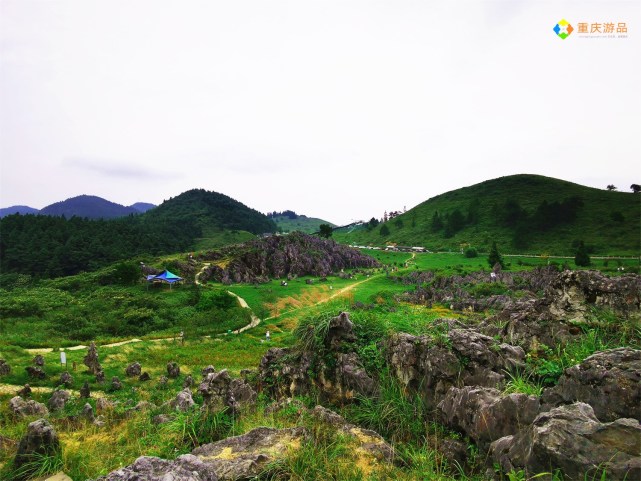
[1,1,639,224]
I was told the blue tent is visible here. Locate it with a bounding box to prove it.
[146,270,184,287]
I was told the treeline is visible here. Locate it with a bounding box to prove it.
[0,214,199,278]
[429,196,584,247]
[267,210,299,219]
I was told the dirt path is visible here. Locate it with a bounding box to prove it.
[195,262,211,285]
[227,291,261,333]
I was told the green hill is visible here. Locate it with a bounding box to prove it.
[144,189,276,235]
[268,211,335,234]
[334,175,640,255]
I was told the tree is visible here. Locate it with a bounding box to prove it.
[380,225,390,236]
[487,242,505,269]
[574,240,591,267]
[318,224,333,238]
[631,184,641,193]
[606,184,617,191]
[431,211,443,232]
[444,209,465,237]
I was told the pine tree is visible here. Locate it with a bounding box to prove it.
[574,241,591,267]
[487,242,505,270]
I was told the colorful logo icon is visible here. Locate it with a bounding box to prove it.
[553,19,574,39]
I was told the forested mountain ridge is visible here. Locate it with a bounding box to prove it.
[0,189,276,278]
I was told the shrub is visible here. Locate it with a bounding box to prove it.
[464,248,478,258]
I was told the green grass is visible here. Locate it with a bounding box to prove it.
[334,174,641,256]
[192,227,257,251]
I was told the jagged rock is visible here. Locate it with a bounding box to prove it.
[191,427,308,480]
[198,232,380,284]
[158,375,168,386]
[125,362,142,377]
[33,354,45,366]
[439,438,468,472]
[183,374,194,388]
[438,386,540,447]
[80,381,91,398]
[202,365,216,377]
[258,313,375,404]
[199,369,256,415]
[0,359,10,376]
[385,330,526,409]
[167,361,181,378]
[96,370,105,384]
[59,371,73,388]
[111,376,122,390]
[14,419,61,480]
[139,372,151,382]
[82,403,95,422]
[26,366,46,380]
[311,406,395,463]
[169,389,196,412]
[48,389,71,411]
[84,342,102,375]
[325,311,357,349]
[96,397,115,413]
[542,348,641,422]
[17,384,32,398]
[9,396,49,417]
[385,333,462,410]
[486,271,641,350]
[96,454,218,481]
[491,403,641,481]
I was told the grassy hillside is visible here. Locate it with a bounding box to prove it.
[272,214,335,234]
[334,174,640,255]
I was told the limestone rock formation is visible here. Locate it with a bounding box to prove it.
[191,427,308,480]
[14,419,61,480]
[9,396,49,417]
[542,348,641,422]
[169,388,196,412]
[438,386,540,447]
[48,389,71,411]
[167,361,181,378]
[96,454,218,481]
[491,403,641,481]
[125,362,142,377]
[59,371,73,388]
[0,359,10,376]
[84,342,102,375]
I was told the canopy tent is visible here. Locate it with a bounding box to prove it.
[146,270,184,287]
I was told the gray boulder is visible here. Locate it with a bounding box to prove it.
[0,359,10,376]
[14,419,61,480]
[25,366,46,380]
[59,371,73,388]
[111,376,122,390]
[84,342,102,375]
[169,389,196,412]
[125,362,142,377]
[48,389,71,412]
[192,427,308,480]
[183,374,194,388]
[139,372,151,382]
[96,454,218,481]
[311,406,395,463]
[80,381,91,398]
[199,370,256,415]
[542,348,641,422]
[438,386,540,447]
[167,361,181,378]
[33,354,45,366]
[491,402,641,481]
[9,396,49,417]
